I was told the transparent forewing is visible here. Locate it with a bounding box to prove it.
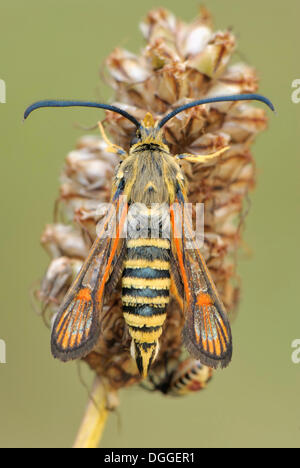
[51,198,127,361]
[170,198,232,369]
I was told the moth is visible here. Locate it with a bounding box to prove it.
[24,93,274,377]
[146,357,214,396]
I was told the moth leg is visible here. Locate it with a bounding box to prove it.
[105,388,120,411]
[175,146,229,164]
[98,121,127,158]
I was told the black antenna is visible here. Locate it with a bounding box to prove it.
[23,100,141,128]
[158,93,275,128]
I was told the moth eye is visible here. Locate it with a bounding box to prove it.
[130,130,142,146]
[130,136,139,145]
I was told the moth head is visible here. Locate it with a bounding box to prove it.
[129,112,167,151]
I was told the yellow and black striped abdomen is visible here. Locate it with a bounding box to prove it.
[122,238,171,377]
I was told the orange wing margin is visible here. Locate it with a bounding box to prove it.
[51,195,127,361]
[170,195,232,369]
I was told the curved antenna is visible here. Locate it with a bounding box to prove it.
[158,93,275,128]
[23,100,141,128]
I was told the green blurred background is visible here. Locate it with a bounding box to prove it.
[0,0,299,448]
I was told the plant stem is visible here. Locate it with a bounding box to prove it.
[73,376,109,448]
